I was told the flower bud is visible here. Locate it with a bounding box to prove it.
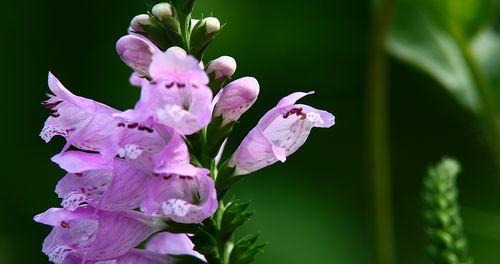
[206,56,237,79]
[166,46,187,57]
[214,77,259,123]
[130,14,150,32]
[152,3,173,21]
[204,17,220,34]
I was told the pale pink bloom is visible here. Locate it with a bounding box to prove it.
[231,92,335,175]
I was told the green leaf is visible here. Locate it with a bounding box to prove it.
[472,28,500,105]
[229,234,267,264]
[419,0,495,39]
[220,200,254,241]
[387,1,483,114]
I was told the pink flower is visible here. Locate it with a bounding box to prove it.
[34,206,161,263]
[52,151,151,212]
[40,73,119,153]
[214,77,259,124]
[141,134,218,224]
[116,34,161,78]
[230,92,335,175]
[206,56,237,79]
[116,50,213,135]
[146,232,205,261]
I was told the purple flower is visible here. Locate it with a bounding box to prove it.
[206,56,237,79]
[52,151,151,212]
[214,77,259,124]
[135,133,218,223]
[146,232,205,261]
[116,34,161,78]
[230,91,335,175]
[34,206,161,263]
[141,172,218,224]
[40,73,119,152]
[116,50,213,135]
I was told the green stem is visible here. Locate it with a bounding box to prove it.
[457,36,500,180]
[366,0,397,263]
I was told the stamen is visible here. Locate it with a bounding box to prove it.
[60,221,70,229]
[127,123,139,129]
[165,82,174,89]
[117,122,125,127]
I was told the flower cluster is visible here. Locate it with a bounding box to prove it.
[35,1,335,263]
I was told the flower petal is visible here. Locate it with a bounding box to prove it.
[41,73,119,152]
[146,232,205,261]
[116,35,160,77]
[51,151,113,174]
[142,173,217,223]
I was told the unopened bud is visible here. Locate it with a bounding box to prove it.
[204,17,220,34]
[130,14,150,32]
[116,34,160,77]
[214,77,260,123]
[166,46,187,57]
[152,3,173,21]
[206,56,237,79]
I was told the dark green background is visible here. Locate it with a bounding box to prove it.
[2,0,499,263]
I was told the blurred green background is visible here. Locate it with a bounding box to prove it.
[2,0,500,263]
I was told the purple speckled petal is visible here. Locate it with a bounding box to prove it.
[40,73,119,152]
[55,157,152,212]
[142,172,217,223]
[35,207,161,262]
[231,91,335,175]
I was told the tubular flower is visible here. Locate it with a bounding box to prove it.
[36,2,335,263]
[40,73,119,153]
[213,77,259,123]
[34,206,161,263]
[231,92,335,175]
[117,49,213,135]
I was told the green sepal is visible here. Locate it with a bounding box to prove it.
[207,71,230,94]
[229,234,267,264]
[189,21,223,60]
[220,200,255,241]
[170,0,196,14]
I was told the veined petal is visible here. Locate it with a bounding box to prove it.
[86,211,160,261]
[232,92,335,175]
[36,208,160,263]
[116,34,160,77]
[56,159,151,212]
[41,73,119,152]
[153,133,190,172]
[230,128,284,175]
[51,151,113,174]
[141,173,217,223]
[149,51,208,86]
[146,232,205,261]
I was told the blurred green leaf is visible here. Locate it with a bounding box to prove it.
[387,0,500,114]
[420,0,495,39]
[387,0,484,114]
[472,28,500,105]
